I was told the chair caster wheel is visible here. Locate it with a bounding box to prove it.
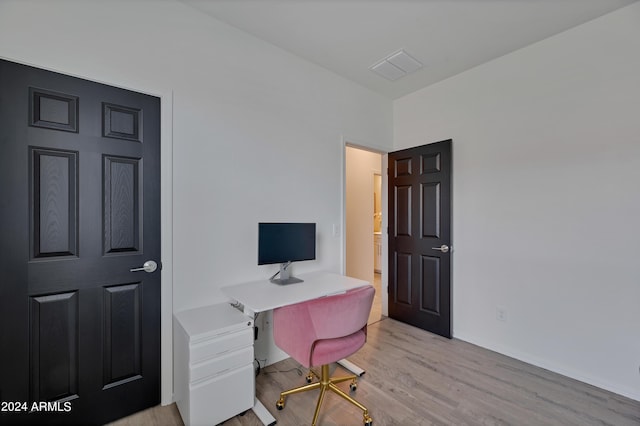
[306,373,314,383]
[363,414,373,425]
[350,381,357,391]
[276,398,285,410]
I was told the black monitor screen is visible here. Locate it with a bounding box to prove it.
[258,222,316,265]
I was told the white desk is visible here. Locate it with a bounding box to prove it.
[220,271,371,426]
[221,270,370,317]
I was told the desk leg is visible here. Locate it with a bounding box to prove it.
[235,307,274,424]
[337,358,365,376]
[252,396,277,426]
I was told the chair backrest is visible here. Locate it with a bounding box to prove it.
[305,285,375,340]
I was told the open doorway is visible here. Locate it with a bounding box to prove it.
[345,145,384,324]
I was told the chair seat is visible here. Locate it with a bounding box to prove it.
[273,285,375,426]
[311,330,366,367]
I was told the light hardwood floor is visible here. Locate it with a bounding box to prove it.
[368,272,382,325]
[111,318,640,426]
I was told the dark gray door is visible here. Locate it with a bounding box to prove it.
[0,59,161,424]
[388,140,452,338]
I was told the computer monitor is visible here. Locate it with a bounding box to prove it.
[258,222,316,284]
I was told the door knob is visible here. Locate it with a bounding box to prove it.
[431,245,450,253]
[130,260,158,273]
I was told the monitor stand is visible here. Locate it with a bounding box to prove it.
[270,262,303,285]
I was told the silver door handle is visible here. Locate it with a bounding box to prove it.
[130,260,158,273]
[431,245,450,253]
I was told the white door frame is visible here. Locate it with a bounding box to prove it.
[0,55,175,405]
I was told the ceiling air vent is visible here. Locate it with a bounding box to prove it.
[370,49,423,81]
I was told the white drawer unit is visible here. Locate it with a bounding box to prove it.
[174,303,254,426]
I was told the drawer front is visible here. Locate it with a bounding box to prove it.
[188,364,254,426]
[189,345,253,382]
[189,327,252,363]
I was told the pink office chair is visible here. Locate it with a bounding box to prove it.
[273,285,375,426]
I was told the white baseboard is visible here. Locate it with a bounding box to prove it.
[454,333,640,403]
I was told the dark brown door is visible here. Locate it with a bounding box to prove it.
[388,140,452,338]
[0,59,161,424]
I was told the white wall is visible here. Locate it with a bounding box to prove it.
[346,146,382,284]
[0,0,393,404]
[394,3,640,401]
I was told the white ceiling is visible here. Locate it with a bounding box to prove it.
[183,0,637,99]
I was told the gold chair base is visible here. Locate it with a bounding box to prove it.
[276,364,372,426]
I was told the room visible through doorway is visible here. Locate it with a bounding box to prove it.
[345,145,383,324]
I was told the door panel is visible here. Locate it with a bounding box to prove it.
[388,140,452,338]
[420,255,440,314]
[421,182,440,238]
[103,283,143,388]
[394,185,412,236]
[31,148,79,258]
[0,59,160,425]
[394,252,412,305]
[103,156,141,253]
[29,88,79,133]
[29,292,79,403]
